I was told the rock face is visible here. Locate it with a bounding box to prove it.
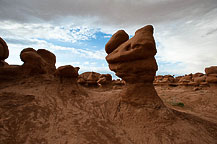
[20,48,56,75]
[205,66,217,84]
[78,72,100,86]
[106,25,157,83]
[37,49,56,73]
[178,74,193,86]
[97,74,112,85]
[105,30,129,54]
[0,37,9,61]
[105,25,163,107]
[0,37,9,67]
[55,65,79,78]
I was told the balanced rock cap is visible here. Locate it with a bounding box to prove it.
[105,25,157,83]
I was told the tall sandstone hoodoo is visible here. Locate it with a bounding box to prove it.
[105,25,164,107]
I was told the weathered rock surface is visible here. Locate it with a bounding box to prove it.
[105,25,163,106]
[55,65,79,78]
[78,72,100,86]
[20,48,56,75]
[106,25,157,84]
[205,66,217,84]
[0,37,9,61]
[205,66,217,75]
[105,30,129,54]
[97,74,112,85]
[0,65,22,81]
[21,51,47,75]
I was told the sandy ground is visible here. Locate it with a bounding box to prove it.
[156,85,217,123]
[0,76,217,144]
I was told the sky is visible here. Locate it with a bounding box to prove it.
[0,0,217,78]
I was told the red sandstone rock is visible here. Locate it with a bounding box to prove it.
[205,66,217,75]
[206,74,217,83]
[20,48,56,75]
[37,49,56,73]
[20,51,47,74]
[178,74,192,85]
[97,74,112,85]
[0,37,9,61]
[105,30,129,54]
[106,25,157,83]
[161,75,174,83]
[193,75,206,85]
[78,72,100,85]
[193,73,204,78]
[37,49,56,66]
[20,48,37,62]
[55,65,78,78]
[105,25,164,106]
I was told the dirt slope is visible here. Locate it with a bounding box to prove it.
[1,76,217,144]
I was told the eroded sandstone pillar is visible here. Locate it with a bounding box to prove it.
[105,25,164,107]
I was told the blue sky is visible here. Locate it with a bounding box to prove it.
[0,0,217,79]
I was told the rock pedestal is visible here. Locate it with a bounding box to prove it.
[105,25,164,107]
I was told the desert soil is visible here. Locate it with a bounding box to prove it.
[0,76,217,144]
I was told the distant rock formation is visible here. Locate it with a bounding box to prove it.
[97,74,112,86]
[105,25,164,107]
[20,48,56,75]
[205,66,217,84]
[0,37,9,67]
[78,72,100,86]
[55,65,79,79]
[154,75,175,84]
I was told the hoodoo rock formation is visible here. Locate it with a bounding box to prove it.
[105,25,164,107]
[0,37,9,67]
[20,48,56,75]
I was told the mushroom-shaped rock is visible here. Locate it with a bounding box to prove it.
[55,65,79,78]
[105,25,164,107]
[106,25,157,83]
[0,37,9,61]
[20,48,56,75]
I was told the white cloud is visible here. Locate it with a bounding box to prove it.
[0,21,97,43]
[155,8,217,75]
